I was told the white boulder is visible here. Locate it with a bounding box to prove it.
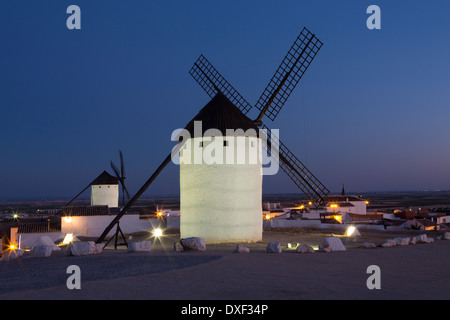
[318,242,331,252]
[1,249,24,261]
[266,242,282,253]
[32,236,60,251]
[180,237,206,251]
[360,242,377,249]
[127,240,152,252]
[173,242,183,252]
[320,236,346,252]
[414,234,429,244]
[394,237,410,246]
[295,244,315,253]
[69,241,102,256]
[234,244,250,253]
[33,245,53,257]
[381,239,397,248]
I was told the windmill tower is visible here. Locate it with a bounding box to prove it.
[95,26,330,246]
[179,93,263,242]
[90,171,119,208]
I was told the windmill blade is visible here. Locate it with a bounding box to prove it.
[121,181,131,200]
[261,125,329,205]
[189,54,253,115]
[119,150,125,179]
[255,27,323,122]
[96,141,185,244]
[65,182,91,206]
[110,161,121,180]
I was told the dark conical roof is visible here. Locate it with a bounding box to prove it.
[183,93,259,138]
[90,170,119,185]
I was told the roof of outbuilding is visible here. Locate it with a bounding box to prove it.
[182,93,259,138]
[62,205,110,216]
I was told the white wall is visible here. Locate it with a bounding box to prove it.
[61,214,150,238]
[180,136,263,243]
[91,184,119,208]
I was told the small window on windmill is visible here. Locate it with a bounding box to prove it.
[199,141,203,148]
[223,140,229,147]
[250,141,255,148]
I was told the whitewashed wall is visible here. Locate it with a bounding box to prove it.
[61,214,150,238]
[91,184,119,208]
[180,136,263,243]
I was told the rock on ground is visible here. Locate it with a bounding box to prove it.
[320,236,346,252]
[360,242,377,249]
[180,237,206,251]
[32,245,53,257]
[127,240,152,252]
[295,244,315,253]
[234,244,250,253]
[69,241,102,256]
[381,239,397,248]
[266,242,282,253]
[394,237,410,246]
[1,249,24,261]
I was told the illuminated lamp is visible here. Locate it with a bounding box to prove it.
[62,233,74,244]
[345,225,361,236]
[153,228,163,238]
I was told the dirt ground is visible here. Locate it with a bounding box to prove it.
[1,227,449,302]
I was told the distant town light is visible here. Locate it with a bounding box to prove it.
[64,216,72,223]
[264,214,271,220]
[157,211,163,218]
[9,244,16,250]
[365,201,369,205]
[308,201,313,206]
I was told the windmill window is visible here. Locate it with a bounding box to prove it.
[223,140,229,147]
[251,141,255,147]
[199,141,203,148]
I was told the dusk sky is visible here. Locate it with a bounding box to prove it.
[1,1,450,200]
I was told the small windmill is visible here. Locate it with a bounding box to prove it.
[110,150,131,207]
[96,26,330,245]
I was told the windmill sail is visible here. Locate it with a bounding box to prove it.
[189,54,253,115]
[255,27,323,122]
[261,125,329,205]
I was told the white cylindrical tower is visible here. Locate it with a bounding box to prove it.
[179,93,263,243]
[90,171,119,208]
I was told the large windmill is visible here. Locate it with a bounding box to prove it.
[95,26,329,245]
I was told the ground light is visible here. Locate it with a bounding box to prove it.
[152,228,163,238]
[62,233,74,244]
[345,225,361,236]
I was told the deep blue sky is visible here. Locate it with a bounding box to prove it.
[1,1,449,200]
